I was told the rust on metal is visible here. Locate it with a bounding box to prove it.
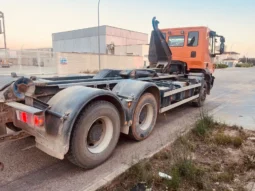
[17,83,29,93]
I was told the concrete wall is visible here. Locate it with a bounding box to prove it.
[52,26,148,54]
[57,52,144,75]
[105,26,148,46]
[53,36,107,54]
[115,44,149,67]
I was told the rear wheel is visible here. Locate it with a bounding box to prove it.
[192,83,207,107]
[67,101,120,169]
[129,93,158,141]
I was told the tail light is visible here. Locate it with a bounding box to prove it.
[20,111,28,123]
[34,115,44,127]
[16,110,45,127]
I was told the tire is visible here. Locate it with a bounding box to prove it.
[129,93,158,141]
[67,101,120,169]
[192,83,207,107]
[0,124,7,136]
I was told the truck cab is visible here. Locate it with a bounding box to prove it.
[161,26,225,73]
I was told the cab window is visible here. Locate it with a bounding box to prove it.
[168,36,185,47]
[187,31,199,46]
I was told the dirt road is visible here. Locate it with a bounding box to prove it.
[0,67,254,191]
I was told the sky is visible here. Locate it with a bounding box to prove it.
[1,0,255,57]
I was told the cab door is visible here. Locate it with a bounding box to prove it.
[184,30,205,70]
[186,31,199,59]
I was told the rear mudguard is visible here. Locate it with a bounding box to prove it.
[112,79,160,132]
[189,68,214,94]
[35,86,126,159]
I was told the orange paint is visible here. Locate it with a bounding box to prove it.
[161,26,216,73]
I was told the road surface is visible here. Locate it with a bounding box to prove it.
[0,67,254,191]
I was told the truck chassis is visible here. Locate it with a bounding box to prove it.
[0,72,206,168]
[0,17,213,169]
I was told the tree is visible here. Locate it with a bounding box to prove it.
[239,56,255,65]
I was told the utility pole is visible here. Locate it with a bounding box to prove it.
[0,11,7,50]
[229,43,235,58]
[98,0,101,70]
[0,11,7,61]
[245,48,250,63]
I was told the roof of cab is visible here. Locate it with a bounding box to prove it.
[161,26,209,31]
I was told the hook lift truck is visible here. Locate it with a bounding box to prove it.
[0,17,225,169]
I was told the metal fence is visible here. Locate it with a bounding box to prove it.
[0,49,57,76]
[0,49,146,76]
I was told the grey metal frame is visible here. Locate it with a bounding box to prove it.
[160,94,199,113]
[163,83,201,97]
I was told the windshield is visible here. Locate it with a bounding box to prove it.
[168,36,185,47]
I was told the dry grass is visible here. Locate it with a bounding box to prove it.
[98,113,254,191]
[214,133,243,148]
[243,153,255,170]
[192,112,215,138]
[213,171,234,182]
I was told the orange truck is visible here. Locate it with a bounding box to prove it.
[0,17,225,169]
[149,17,225,94]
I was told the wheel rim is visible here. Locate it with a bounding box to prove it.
[137,103,154,131]
[87,116,113,154]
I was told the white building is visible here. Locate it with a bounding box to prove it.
[52,26,148,54]
[216,51,240,67]
[114,44,149,67]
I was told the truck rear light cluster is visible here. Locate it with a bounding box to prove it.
[16,110,45,127]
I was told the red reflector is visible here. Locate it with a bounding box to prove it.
[34,115,44,127]
[20,112,28,123]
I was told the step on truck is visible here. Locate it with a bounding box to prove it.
[0,17,225,169]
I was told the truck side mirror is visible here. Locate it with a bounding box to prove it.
[219,43,225,54]
[219,37,225,54]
